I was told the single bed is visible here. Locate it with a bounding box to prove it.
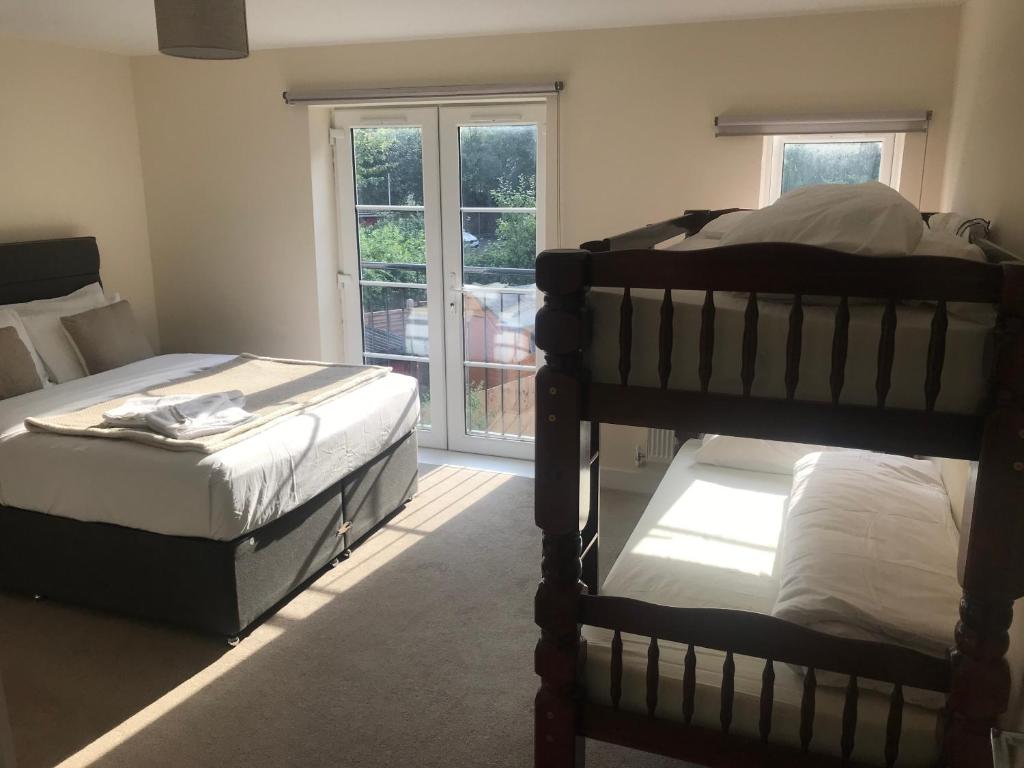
[582,441,945,766]
[0,236,420,639]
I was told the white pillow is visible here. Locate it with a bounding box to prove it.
[773,450,959,707]
[2,283,106,316]
[0,309,49,387]
[913,228,986,263]
[696,210,753,240]
[695,434,843,475]
[927,212,988,240]
[7,283,109,383]
[720,182,925,256]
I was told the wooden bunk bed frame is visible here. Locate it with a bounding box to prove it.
[533,210,1024,768]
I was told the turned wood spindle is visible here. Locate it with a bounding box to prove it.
[830,296,850,405]
[741,292,759,397]
[759,658,775,743]
[699,289,715,393]
[682,643,697,725]
[876,298,898,408]
[924,299,948,411]
[720,650,735,734]
[618,287,633,386]
[800,667,817,753]
[884,683,904,768]
[610,629,623,710]
[841,675,859,764]
[646,636,660,717]
[658,290,674,389]
[785,293,804,400]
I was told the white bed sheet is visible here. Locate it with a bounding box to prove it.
[588,229,995,414]
[0,354,420,540]
[582,443,943,766]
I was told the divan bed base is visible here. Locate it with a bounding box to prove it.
[0,431,418,638]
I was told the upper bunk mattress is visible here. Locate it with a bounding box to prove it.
[588,230,996,414]
[0,354,420,541]
[582,442,943,766]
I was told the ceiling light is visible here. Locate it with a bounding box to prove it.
[155,0,249,60]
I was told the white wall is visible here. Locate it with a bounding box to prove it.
[942,0,1024,729]
[0,38,159,346]
[130,7,962,363]
[942,0,1024,254]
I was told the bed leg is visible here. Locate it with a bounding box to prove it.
[944,592,1012,767]
[535,249,591,768]
[535,531,586,768]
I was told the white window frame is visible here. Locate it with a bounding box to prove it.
[759,132,905,207]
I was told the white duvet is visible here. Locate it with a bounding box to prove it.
[773,451,960,658]
[0,354,420,540]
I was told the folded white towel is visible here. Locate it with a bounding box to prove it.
[103,391,254,439]
[145,403,254,440]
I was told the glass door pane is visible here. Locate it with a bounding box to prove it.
[440,104,546,459]
[333,108,446,448]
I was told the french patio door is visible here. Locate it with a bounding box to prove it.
[332,102,549,459]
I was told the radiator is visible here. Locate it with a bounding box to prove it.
[645,428,675,464]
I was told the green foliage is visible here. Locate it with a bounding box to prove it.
[459,126,537,207]
[357,213,426,306]
[465,174,537,284]
[353,124,539,302]
[353,127,424,205]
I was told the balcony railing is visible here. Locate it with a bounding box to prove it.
[359,260,537,441]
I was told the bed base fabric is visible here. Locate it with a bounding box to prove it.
[534,210,1024,768]
[0,431,418,638]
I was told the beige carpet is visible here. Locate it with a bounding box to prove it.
[1,465,683,768]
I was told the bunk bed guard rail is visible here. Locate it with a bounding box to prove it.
[533,216,1024,768]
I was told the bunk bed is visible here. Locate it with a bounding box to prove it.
[533,205,1023,767]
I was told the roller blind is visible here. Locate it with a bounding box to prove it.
[715,111,931,137]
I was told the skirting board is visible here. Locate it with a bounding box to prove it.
[601,463,668,495]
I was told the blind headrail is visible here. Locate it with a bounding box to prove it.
[715,110,931,136]
[283,81,564,106]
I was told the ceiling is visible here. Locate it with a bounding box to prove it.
[0,0,958,56]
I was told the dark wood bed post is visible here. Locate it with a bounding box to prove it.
[945,264,1024,767]
[535,249,592,768]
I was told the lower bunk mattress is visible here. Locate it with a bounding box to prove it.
[581,442,945,767]
[0,354,420,540]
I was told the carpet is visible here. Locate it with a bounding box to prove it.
[0,464,682,768]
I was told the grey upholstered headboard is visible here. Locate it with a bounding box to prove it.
[0,237,101,305]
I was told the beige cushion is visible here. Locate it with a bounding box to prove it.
[0,325,45,398]
[61,300,154,375]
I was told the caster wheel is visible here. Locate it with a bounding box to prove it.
[226,636,241,648]
[328,557,341,569]
[341,548,352,560]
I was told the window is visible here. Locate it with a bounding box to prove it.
[759,133,905,206]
